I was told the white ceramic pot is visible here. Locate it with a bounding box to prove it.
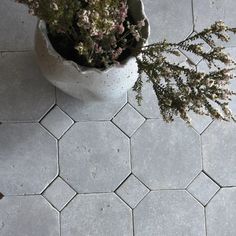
[35,0,149,102]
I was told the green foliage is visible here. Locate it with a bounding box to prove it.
[134,21,236,123]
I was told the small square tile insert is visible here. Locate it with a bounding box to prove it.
[41,106,74,139]
[112,104,145,137]
[43,177,76,211]
[116,174,149,208]
[187,172,220,206]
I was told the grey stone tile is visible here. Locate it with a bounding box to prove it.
[116,174,149,208]
[0,123,58,195]
[61,193,132,236]
[43,177,76,211]
[41,106,74,139]
[131,119,202,189]
[202,121,236,186]
[206,188,236,236]
[0,0,37,51]
[0,52,55,122]
[0,195,59,236]
[193,0,236,46]
[112,104,145,137]
[187,172,220,205]
[57,89,127,121]
[134,190,205,236]
[142,0,193,43]
[59,122,130,193]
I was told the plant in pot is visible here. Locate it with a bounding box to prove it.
[16,0,236,123]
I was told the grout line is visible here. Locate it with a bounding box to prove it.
[204,207,208,236]
[3,193,41,197]
[185,188,205,207]
[0,120,39,124]
[129,138,133,171]
[200,135,204,170]
[204,188,221,208]
[57,122,75,141]
[129,118,147,137]
[191,0,195,31]
[114,173,132,193]
[111,119,130,139]
[59,211,62,236]
[199,119,214,135]
[201,170,222,188]
[59,193,78,212]
[39,104,57,123]
[185,170,203,190]
[114,191,132,209]
[132,209,135,236]
[40,174,59,195]
[111,92,128,119]
[0,49,32,53]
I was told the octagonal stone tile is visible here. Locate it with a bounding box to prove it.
[131,119,202,189]
[206,188,236,236]
[0,52,55,122]
[0,0,37,50]
[134,190,205,236]
[61,193,132,236]
[193,0,236,46]
[142,0,193,43]
[202,121,236,186]
[0,195,59,236]
[0,123,58,195]
[57,89,127,121]
[59,122,130,193]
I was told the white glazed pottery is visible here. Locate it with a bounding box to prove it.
[34,0,149,102]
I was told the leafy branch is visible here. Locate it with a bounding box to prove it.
[134,21,236,123]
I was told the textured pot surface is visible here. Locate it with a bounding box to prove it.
[35,0,149,102]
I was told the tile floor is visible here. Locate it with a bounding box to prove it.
[1,0,236,235]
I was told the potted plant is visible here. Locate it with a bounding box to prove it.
[16,0,236,123]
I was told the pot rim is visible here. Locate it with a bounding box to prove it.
[36,0,150,74]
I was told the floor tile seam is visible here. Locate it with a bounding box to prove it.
[191,0,195,31]
[111,119,131,139]
[204,207,208,236]
[0,49,33,53]
[204,188,221,208]
[114,173,133,193]
[201,170,222,188]
[185,170,204,189]
[111,92,128,119]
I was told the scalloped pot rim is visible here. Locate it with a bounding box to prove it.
[37,0,150,75]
